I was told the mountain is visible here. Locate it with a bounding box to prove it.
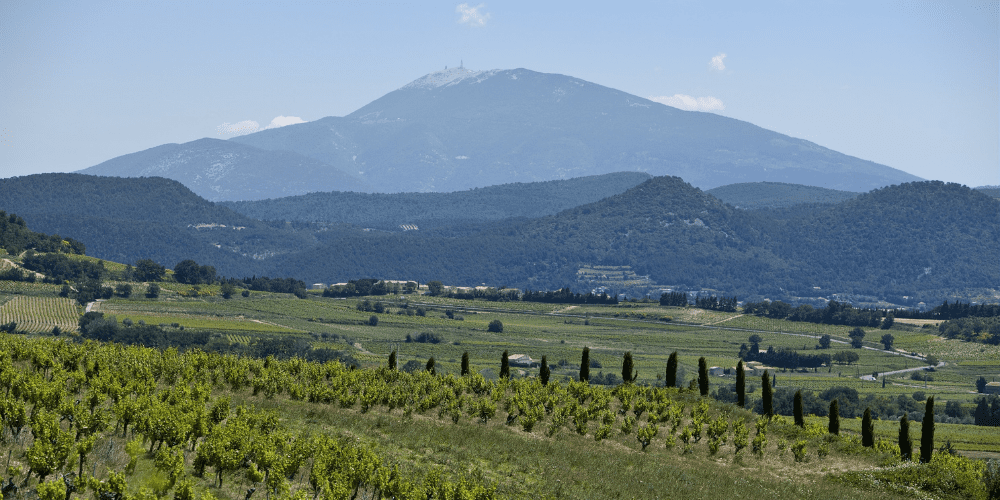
[0,174,312,275]
[229,67,922,194]
[706,182,859,209]
[220,171,652,230]
[77,138,369,201]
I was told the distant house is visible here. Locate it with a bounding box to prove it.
[986,382,1000,395]
[309,283,326,290]
[508,354,538,368]
[709,366,725,376]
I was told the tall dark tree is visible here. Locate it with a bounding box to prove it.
[665,351,678,388]
[736,360,746,408]
[461,352,470,376]
[539,356,550,386]
[622,352,637,384]
[881,313,894,329]
[698,357,709,396]
[500,350,510,379]
[881,333,895,350]
[772,373,777,388]
[899,413,912,461]
[580,347,590,383]
[134,259,166,282]
[862,408,874,447]
[426,356,436,376]
[388,350,397,370]
[849,327,866,349]
[828,399,840,435]
[920,396,935,463]
[793,390,804,427]
[978,376,988,394]
[762,370,773,418]
[818,334,832,349]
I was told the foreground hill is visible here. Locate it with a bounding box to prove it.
[707,182,859,209]
[0,173,309,275]
[77,138,369,201]
[220,171,652,230]
[78,68,922,199]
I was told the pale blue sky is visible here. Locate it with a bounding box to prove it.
[1,0,997,187]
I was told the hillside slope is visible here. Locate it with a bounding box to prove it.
[77,138,369,201]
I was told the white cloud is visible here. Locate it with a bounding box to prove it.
[216,120,260,136]
[456,3,490,27]
[710,53,727,71]
[264,116,306,130]
[649,94,726,112]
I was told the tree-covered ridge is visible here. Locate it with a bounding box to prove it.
[219,171,652,230]
[706,181,859,210]
[0,211,86,256]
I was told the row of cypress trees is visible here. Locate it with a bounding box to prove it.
[392,347,938,462]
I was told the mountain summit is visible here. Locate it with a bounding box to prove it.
[80,68,922,198]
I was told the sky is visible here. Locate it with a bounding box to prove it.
[1,0,997,187]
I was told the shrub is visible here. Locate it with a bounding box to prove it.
[368,315,378,326]
[487,319,503,333]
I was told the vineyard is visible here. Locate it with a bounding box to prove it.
[3,334,993,500]
[0,295,79,333]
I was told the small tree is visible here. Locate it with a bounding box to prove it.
[500,350,510,379]
[881,313,894,329]
[698,357,709,396]
[665,351,678,388]
[793,390,804,427]
[881,333,895,351]
[920,396,935,463]
[978,376,989,393]
[621,352,637,384]
[426,357,436,375]
[368,315,378,326]
[818,334,832,349]
[461,352,470,376]
[862,408,874,447]
[539,355,550,386]
[580,347,591,383]
[761,371,773,418]
[925,354,939,367]
[426,281,444,296]
[849,327,866,348]
[899,413,912,461]
[146,283,160,299]
[736,360,746,408]
[220,282,235,299]
[388,350,397,370]
[828,399,840,435]
[487,319,503,333]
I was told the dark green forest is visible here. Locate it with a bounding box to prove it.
[2,174,996,305]
[706,182,859,209]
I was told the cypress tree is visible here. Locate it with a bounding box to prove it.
[772,373,776,388]
[388,350,397,370]
[899,413,912,461]
[862,408,874,447]
[460,352,470,376]
[621,352,637,384]
[793,390,804,427]
[736,360,746,408]
[665,351,678,388]
[762,370,773,418]
[920,396,935,463]
[500,350,510,379]
[539,355,550,386]
[580,347,590,383]
[828,399,840,435]
[698,357,709,396]
[426,356,436,376]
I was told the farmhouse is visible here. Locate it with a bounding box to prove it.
[986,382,1000,394]
[508,354,538,368]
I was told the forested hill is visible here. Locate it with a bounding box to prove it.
[0,174,311,275]
[706,182,859,209]
[0,210,86,255]
[220,171,652,229]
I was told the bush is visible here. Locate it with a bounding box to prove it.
[368,315,378,326]
[487,319,503,333]
[406,332,442,344]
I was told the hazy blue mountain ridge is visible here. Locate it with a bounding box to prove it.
[220,171,653,230]
[707,182,860,209]
[228,68,922,194]
[78,138,369,201]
